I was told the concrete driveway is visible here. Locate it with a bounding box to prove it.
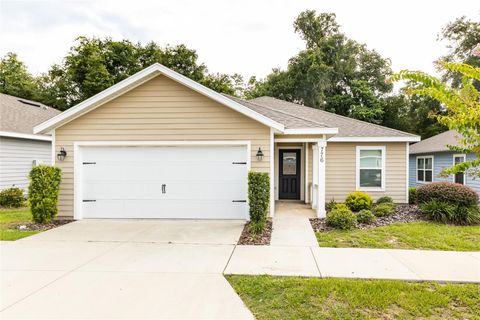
[0,219,253,319]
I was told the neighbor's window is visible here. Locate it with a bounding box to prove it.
[357,147,385,190]
[417,156,433,182]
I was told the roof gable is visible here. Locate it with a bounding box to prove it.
[34,63,284,134]
[410,130,462,154]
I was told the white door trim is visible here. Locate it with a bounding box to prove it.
[73,140,251,220]
[275,145,304,201]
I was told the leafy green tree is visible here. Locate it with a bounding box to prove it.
[0,52,38,99]
[245,11,392,125]
[437,16,480,88]
[391,62,480,177]
[36,37,239,110]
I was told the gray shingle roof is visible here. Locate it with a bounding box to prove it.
[0,93,60,135]
[233,96,418,138]
[410,130,462,154]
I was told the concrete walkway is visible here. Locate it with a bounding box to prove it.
[225,246,480,283]
[270,201,318,247]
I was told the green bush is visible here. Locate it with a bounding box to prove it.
[416,182,478,207]
[326,198,337,211]
[373,202,396,217]
[356,209,376,224]
[28,165,62,223]
[376,196,393,205]
[420,200,480,225]
[0,187,24,208]
[409,188,417,204]
[345,191,373,211]
[326,207,357,230]
[248,171,270,234]
[334,203,349,210]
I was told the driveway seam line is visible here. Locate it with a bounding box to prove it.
[0,241,124,312]
[309,246,322,278]
[383,249,424,280]
[223,244,237,274]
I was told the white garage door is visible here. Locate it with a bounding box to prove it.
[78,145,248,219]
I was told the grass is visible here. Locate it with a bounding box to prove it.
[316,221,480,251]
[0,207,38,240]
[227,275,480,320]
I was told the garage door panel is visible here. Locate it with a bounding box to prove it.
[82,181,245,200]
[79,145,248,219]
[82,199,246,219]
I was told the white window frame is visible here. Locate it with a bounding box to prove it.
[452,154,467,185]
[356,146,386,192]
[416,155,434,184]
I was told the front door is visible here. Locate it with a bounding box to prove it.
[453,155,466,185]
[279,149,301,199]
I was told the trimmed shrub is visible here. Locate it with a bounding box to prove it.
[409,188,417,205]
[0,187,24,208]
[356,209,376,224]
[376,196,393,205]
[28,165,62,223]
[326,207,357,230]
[420,200,480,225]
[326,198,337,211]
[248,171,270,234]
[345,191,373,211]
[416,182,478,207]
[334,203,349,210]
[373,202,396,217]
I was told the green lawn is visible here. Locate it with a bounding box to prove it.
[227,275,480,320]
[0,207,38,240]
[316,221,480,251]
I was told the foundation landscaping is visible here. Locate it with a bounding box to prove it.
[311,182,480,251]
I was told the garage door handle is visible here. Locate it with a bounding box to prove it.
[162,184,166,194]
[83,200,96,202]
[232,200,246,203]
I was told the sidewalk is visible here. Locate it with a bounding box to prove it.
[225,246,480,283]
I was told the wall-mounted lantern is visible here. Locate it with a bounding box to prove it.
[57,147,67,161]
[256,147,264,161]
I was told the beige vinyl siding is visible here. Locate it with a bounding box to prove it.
[55,75,270,217]
[308,142,407,203]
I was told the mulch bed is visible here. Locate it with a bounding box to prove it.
[12,219,74,232]
[310,204,425,232]
[238,219,272,245]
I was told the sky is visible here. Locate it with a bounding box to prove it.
[0,0,479,81]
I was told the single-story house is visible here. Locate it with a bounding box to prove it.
[409,130,480,191]
[33,63,420,220]
[0,93,60,191]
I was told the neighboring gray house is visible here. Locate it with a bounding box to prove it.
[0,93,60,191]
[409,130,480,192]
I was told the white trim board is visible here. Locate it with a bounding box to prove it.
[0,130,52,141]
[330,136,420,142]
[73,140,251,220]
[34,63,285,134]
[283,128,338,135]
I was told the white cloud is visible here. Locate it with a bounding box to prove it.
[0,0,478,80]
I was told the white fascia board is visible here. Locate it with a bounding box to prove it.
[283,128,338,135]
[329,136,420,142]
[0,130,52,141]
[34,63,284,134]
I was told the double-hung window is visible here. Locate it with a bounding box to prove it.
[416,156,433,183]
[356,146,385,191]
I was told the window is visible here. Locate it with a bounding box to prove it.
[453,154,466,185]
[282,152,297,175]
[356,146,385,190]
[416,156,433,183]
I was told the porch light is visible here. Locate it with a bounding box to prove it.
[57,147,67,161]
[256,147,264,161]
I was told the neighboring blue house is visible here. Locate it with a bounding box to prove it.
[409,130,480,192]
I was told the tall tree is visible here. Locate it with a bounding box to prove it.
[391,62,480,176]
[246,11,393,124]
[0,52,38,99]
[36,37,239,110]
[437,16,480,88]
